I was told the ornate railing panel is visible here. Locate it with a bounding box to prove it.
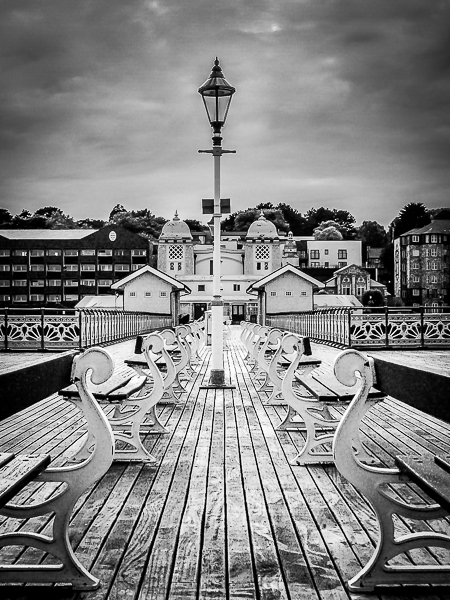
[266,307,450,349]
[1,309,173,351]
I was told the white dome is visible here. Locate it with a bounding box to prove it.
[247,211,278,240]
[160,211,192,240]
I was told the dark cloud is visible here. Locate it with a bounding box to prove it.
[0,0,449,225]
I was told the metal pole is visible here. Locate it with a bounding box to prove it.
[210,148,225,386]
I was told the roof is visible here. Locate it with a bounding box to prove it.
[246,264,324,293]
[313,294,363,308]
[402,219,450,236]
[0,229,97,240]
[246,212,278,240]
[159,211,192,240]
[75,295,123,309]
[111,264,191,293]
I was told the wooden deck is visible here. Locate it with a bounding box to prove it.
[1,326,450,599]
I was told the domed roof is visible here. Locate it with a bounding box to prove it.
[160,211,192,240]
[246,211,278,240]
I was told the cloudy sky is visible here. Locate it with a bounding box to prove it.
[1,0,450,228]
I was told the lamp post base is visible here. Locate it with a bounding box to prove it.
[200,369,236,390]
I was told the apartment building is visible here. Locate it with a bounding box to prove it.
[394,218,450,307]
[0,225,150,307]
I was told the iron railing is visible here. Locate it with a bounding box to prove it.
[1,308,172,351]
[266,306,450,349]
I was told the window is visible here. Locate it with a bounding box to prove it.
[310,262,320,267]
[198,285,205,292]
[285,291,292,296]
[81,264,95,271]
[338,262,347,268]
[338,250,347,259]
[30,264,44,271]
[430,248,438,257]
[431,275,438,284]
[30,249,44,257]
[324,249,329,255]
[115,249,128,256]
[431,235,438,243]
[255,245,270,261]
[131,264,141,271]
[98,279,112,286]
[30,280,44,287]
[13,250,27,257]
[412,249,420,257]
[0,295,11,301]
[233,284,240,291]
[132,249,146,256]
[412,235,420,243]
[64,249,78,256]
[47,294,61,302]
[13,295,27,302]
[0,280,10,287]
[115,264,130,271]
[160,291,167,297]
[47,249,61,256]
[99,264,113,271]
[210,260,213,275]
[145,292,152,297]
[324,262,329,268]
[270,291,277,296]
[310,250,320,259]
[47,264,62,272]
[413,275,420,283]
[81,279,96,287]
[256,262,261,270]
[98,249,112,257]
[301,291,307,296]
[12,280,26,287]
[0,265,10,271]
[431,261,440,270]
[64,264,78,272]
[0,249,10,256]
[47,279,61,287]
[64,294,78,301]
[80,249,95,256]
[356,286,365,296]
[30,294,44,302]
[64,280,78,287]
[129,292,136,297]
[13,265,27,272]
[413,289,420,296]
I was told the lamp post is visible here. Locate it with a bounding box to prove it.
[198,57,236,387]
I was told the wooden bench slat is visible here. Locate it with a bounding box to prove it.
[294,374,338,401]
[0,453,15,469]
[0,454,51,508]
[311,373,385,401]
[61,375,145,401]
[395,453,450,513]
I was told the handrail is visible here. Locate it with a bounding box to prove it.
[266,305,450,349]
[0,308,172,351]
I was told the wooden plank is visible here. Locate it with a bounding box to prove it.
[0,453,51,507]
[395,453,450,513]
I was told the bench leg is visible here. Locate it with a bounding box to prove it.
[332,349,450,591]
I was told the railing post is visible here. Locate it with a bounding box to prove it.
[347,308,352,347]
[420,305,425,348]
[385,305,389,348]
[4,309,8,351]
[41,308,45,351]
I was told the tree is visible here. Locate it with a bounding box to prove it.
[314,224,343,240]
[390,202,431,238]
[185,219,207,232]
[0,208,12,227]
[233,208,289,233]
[77,218,106,229]
[275,203,308,235]
[362,289,384,307]
[304,207,357,239]
[109,204,127,221]
[357,220,389,247]
[110,208,166,238]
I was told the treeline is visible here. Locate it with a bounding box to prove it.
[0,202,448,249]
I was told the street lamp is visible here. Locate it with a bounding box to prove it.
[198,57,236,387]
